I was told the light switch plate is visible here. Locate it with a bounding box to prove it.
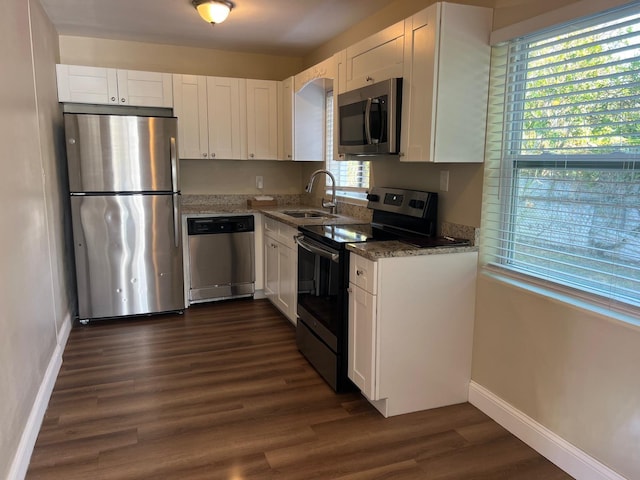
[256,175,264,189]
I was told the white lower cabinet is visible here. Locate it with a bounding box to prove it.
[263,217,297,324]
[348,250,478,417]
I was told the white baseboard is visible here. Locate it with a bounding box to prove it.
[8,313,72,480]
[468,381,627,480]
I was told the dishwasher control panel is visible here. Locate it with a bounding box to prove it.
[188,215,254,235]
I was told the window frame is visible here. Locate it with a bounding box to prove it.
[482,3,640,317]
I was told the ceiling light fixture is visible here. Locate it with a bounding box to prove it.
[193,0,235,25]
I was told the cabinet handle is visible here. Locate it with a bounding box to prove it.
[356,269,364,276]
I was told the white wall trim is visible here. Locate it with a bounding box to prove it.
[468,381,628,480]
[7,313,72,480]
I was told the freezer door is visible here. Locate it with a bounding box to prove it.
[65,114,178,193]
[71,194,184,320]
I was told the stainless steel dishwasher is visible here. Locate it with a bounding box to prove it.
[187,215,255,303]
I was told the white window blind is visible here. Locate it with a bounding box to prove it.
[482,3,640,313]
[325,91,370,200]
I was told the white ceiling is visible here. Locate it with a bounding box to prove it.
[38,0,398,57]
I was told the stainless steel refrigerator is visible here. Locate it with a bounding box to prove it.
[65,113,184,322]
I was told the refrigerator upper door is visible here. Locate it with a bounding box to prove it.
[65,114,178,193]
[71,194,184,320]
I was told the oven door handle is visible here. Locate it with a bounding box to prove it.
[296,235,340,263]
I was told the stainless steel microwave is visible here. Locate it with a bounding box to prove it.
[337,78,402,156]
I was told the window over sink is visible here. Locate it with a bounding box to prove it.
[482,3,640,315]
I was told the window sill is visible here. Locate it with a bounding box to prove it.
[481,264,640,332]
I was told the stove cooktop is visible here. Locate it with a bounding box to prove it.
[299,223,470,249]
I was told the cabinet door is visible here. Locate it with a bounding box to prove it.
[432,3,491,163]
[345,20,404,91]
[264,236,278,300]
[281,76,294,160]
[172,74,209,159]
[56,65,118,105]
[400,3,491,163]
[246,79,279,160]
[277,243,297,323]
[117,70,173,108]
[208,77,245,160]
[348,283,377,399]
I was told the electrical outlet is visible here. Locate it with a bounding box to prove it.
[256,175,264,190]
[439,170,449,192]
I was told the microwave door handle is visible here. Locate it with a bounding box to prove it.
[364,97,373,145]
[371,99,383,143]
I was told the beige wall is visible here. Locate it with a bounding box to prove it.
[473,275,640,478]
[59,36,303,80]
[372,160,484,228]
[0,0,70,476]
[180,159,317,195]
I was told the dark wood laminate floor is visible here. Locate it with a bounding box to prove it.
[27,299,573,479]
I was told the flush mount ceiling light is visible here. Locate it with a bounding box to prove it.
[193,0,235,25]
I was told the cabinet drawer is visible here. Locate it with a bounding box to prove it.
[350,254,377,293]
[264,217,298,248]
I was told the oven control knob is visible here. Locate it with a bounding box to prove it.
[366,193,380,202]
[409,199,425,209]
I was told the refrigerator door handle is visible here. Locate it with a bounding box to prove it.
[170,137,179,193]
[172,193,180,248]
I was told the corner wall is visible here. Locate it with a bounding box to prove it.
[0,0,72,477]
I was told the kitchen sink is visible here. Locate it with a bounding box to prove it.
[282,210,337,219]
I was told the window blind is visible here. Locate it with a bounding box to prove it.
[325,91,370,200]
[481,3,640,312]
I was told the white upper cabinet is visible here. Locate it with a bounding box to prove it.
[172,74,208,159]
[56,65,172,108]
[280,76,294,161]
[207,77,246,160]
[246,79,279,160]
[400,3,492,163]
[173,74,247,160]
[344,20,405,92]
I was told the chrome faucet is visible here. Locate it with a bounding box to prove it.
[305,169,337,215]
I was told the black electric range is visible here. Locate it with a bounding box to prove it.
[295,187,469,393]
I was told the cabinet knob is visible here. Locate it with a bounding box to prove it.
[111,96,116,102]
[366,76,374,82]
[356,269,364,276]
[203,153,207,158]
[287,154,292,159]
[121,98,126,103]
[249,153,255,158]
[211,153,216,158]
[348,287,353,293]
